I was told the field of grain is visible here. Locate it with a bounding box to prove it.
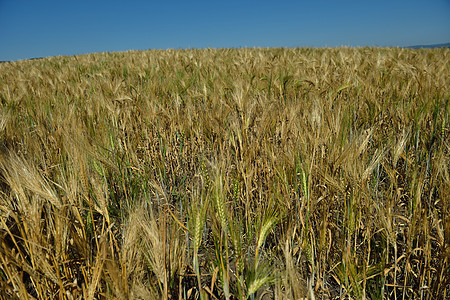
[0,47,448,299]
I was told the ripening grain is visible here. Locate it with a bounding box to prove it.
[0,47,448,299]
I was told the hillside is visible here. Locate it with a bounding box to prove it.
[407,42,450,49]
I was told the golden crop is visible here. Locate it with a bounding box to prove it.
[0,47,448,299]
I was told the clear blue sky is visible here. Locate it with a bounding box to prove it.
[1,0,449,61]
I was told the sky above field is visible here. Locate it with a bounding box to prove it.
[1,0,449,61]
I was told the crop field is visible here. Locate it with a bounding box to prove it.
[0,47,448,299]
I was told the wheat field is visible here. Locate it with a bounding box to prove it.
[0,47,448,299]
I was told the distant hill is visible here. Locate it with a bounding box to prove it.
[407,42,450,49]
[1,57,45,63]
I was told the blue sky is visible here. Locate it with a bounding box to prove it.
[1,0,449,61]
